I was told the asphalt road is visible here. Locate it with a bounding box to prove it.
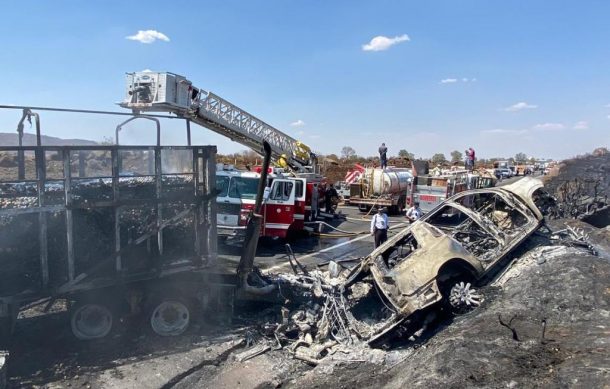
[217,204,408,273]
[219,174,534,274]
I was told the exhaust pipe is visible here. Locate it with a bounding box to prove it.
[237,141,276,295]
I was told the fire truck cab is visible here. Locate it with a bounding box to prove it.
[257,168,325,238]
[215,164,259,239]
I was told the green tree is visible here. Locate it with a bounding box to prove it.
[431,153,447,164]
[398,149,414,159]
[450,150,463,163]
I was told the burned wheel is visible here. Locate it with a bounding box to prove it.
[70,302,114,340]
[149,299,191,337]
[446,281,482,315]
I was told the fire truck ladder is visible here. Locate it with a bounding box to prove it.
[119,72,316,172]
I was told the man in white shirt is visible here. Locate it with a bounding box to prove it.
[370,207,389,248]
[406,201,422,223]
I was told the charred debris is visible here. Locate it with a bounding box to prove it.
[232,154,610,366]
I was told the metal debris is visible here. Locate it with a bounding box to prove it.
[233,344,271,362]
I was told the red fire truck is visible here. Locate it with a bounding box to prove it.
[218,166,325,240]
[408,171,496,213]
[255,167,325,238]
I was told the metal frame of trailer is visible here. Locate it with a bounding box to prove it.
[0,108,222,342]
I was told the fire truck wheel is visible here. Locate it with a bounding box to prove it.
[70,301,114,340]
[148,296,191,337]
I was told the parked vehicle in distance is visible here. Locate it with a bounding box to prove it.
[408,171,496,213]
[335,181,351,204]
[494,168,513,179]
[342,177,546,345]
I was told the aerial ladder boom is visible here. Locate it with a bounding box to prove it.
[119,72,316,172]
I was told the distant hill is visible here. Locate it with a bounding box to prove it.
[0,132,98,146]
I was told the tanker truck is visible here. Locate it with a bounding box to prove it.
[348,167,413,215]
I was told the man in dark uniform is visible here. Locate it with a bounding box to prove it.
[325,184,338,214]
[379,143,388,169]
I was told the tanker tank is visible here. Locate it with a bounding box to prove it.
[364,167,413,196]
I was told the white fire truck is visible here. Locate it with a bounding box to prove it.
[216,164,259,239]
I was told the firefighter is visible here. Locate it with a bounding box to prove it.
[325,183,338,214]
[370,207,389,248]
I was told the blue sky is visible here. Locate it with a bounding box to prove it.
[1,1,609,160]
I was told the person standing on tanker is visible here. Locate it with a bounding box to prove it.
[379,143,388,169]
[468,147,476,171]
[370,207,389,248]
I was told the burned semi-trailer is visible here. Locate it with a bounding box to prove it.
[0,110,225,343]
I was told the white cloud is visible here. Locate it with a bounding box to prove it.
[605,104,610,108]
[481,128,528,135]
[440,77,476,84]
[362,34,410,52]
[573,121,588,130]
[126,30,170,44]
[532,122,565,131]
[290,119,305,127]
[503,102,537,112]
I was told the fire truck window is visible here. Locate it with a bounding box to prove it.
[270,181,293,201]
[283,182,294,200]
[295,180,304,198]
[216,176,229,197]
[229,177,258,200]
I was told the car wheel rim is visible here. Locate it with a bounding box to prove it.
[150,300,190,336]
[71,304,113,340]
[448,281,482,314]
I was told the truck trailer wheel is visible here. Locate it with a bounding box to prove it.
[148,298,191,337]
[70,301,114,340]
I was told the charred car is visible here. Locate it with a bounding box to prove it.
[336,177,546,344]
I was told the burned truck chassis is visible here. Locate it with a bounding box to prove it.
[0,140,225,342]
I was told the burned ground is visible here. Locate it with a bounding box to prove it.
[287,238,610,388]
[3,153,610,388]
[542,152,610,223]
